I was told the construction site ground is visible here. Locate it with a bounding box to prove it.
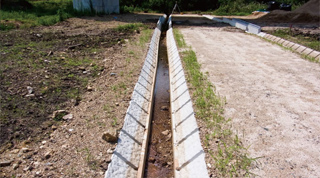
[0,6,319,178]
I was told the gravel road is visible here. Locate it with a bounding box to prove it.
[180,26,320,177]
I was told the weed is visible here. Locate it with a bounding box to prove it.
[139,29,153,46]
[174,29,256,176]
[112,117,118,126]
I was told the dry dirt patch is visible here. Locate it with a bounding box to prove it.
[0,14,158,177]
[180,26,320,177]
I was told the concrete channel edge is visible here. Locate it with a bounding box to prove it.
[105,15,166,178]
[167,16,209,178]
[203,15,320,61]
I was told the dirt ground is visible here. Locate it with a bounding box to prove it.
[180,25,320,177]
[0,14,160,177]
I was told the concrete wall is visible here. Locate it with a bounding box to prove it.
[73,0,119,14]
[167,15,209,178]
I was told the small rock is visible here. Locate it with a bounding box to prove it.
[148,157,155,163]
[107,148,114,154]
[0,160,13,167]
[61,144,68,149]
[20,147,30,153]
[167,161,172,166]
[102,129,118,143]
[11,149,20,154]
[161,130,170,136]
[52,110,68,119]
[51,125,57,130]
[115,103,119,106]
[110,73,116,76]
[207,163,212,168]
[12,163,19,170]
[41,141,47,145]
[62,114,73,120]
[79,66,86,71]
[68,128,74,132]
[27,86,33,94]
[25,94,35,97]
[160,106,169,111]
[23,165,33,171]
[45,75,50,79]
[87,86,93,91]
[36,34,42,38]
[44,151,52,159]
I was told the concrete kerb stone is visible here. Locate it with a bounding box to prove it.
[105,15,165,178]
[167,17,209,178]
[247,23,261,34]
[308,51,320,59]
[302,48,314,56]
[296,46,307,54]
[291,44,301,50]
[232,18,248,31]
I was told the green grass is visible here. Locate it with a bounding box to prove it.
[0,0,74,30]
[115,23,146,32]
[174,29,257,177]
[210,1,267,16]
[270,29,320,52]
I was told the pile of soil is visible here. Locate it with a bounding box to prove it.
[257,0,320,23]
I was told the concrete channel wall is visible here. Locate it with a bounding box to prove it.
[167,16,209,178]
[105,15,166,178]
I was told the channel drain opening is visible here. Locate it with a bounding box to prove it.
[144,27,174,177]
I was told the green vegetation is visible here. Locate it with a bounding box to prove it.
[174,29,258,177]
[0,0,73,30]
[115,23,145,32]
[270,29,320,51]
[120,0,308,15]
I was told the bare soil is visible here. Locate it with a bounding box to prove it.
[0,14,160,178]
[180,25,320,177]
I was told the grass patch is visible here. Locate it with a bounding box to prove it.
[270,29,320,52]
[174,29,257,177]
[210,1,267,16]
[115,23,146,33]
[0,0,74,29]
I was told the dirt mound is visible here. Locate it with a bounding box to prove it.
[257,0,319,24]
[294,0,320,16]
[259,11,320,23]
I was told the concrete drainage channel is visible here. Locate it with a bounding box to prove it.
[105,15,208,178]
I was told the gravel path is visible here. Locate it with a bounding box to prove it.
[180,26,320,177]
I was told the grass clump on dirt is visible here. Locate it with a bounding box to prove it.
[270,29,320,52]
[174,29,257,177]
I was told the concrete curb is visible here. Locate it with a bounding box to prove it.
[167,16,209,178]
[105,15,166,178]
[264,33,320,60]
[203,14,319,61]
